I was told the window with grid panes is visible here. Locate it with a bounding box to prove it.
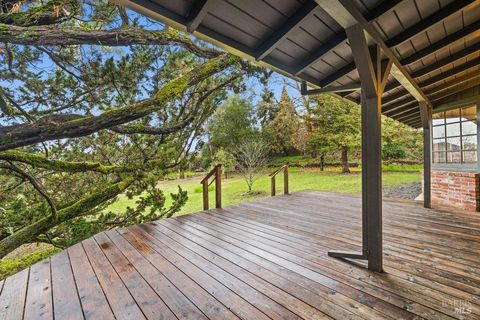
[432,106,477,164]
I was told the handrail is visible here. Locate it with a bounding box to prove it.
[269,164,289,196]
[200,164,222,210]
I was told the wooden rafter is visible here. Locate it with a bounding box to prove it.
[315,0,430,105]
[255,0,318,61]
[294,0,401,76]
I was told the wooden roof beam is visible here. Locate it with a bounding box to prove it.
[425,70,480,95]
[255,0,318,61]
[383,99,417,114]
[430,78,480,102]
[315,2,479,89]
[315,0,430,106]
[294,0,402,76]
[385,102,419,118]
[401,19,480,65]
[382,89,410,106]
[186,0,214,33]
[419,56,480,88]
[394,109,421,122]
[411,42,480,78]
[404,118,423,128]
[300,82,360,95]
[385,0,477,48]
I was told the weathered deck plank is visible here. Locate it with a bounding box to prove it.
[1,190,479,319]
[24,259,53,320]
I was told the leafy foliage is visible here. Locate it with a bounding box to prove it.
[0,0,258,258]
[205,95,259,153]
[305,94,361,173]
[0,246,60,281]
[211,148,237,178]
[262,88,300,155]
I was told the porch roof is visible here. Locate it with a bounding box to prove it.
[115,0,480,128]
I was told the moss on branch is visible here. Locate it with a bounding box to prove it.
[0,53,242,151]
[0,150,128,173]
[0,0,79,27]
[0,25,221,59]
[0,176,135,258]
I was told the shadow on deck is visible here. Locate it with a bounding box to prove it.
[1,190,479,319]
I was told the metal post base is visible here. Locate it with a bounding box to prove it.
[327,251,366,260]
[328,250,383,272]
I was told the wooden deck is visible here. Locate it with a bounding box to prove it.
[1,190,479,320]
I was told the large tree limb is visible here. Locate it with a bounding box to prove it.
[0,53,241,151]
[0,25,221,58]
[0,150,128,173]
[0,176,135,258]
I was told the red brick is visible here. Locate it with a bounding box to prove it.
[423,170,480,212]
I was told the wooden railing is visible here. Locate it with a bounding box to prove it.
[269,164,289,196]
[200,164,222,210]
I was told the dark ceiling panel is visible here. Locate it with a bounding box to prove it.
[122,0,480,127]
[150,0,192,17]
[261,0,306,16]
[201,12,260,48]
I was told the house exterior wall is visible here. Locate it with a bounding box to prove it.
[430,170,480,212]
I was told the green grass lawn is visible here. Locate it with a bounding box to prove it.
[0,166,420,281]
[108,167,421,216]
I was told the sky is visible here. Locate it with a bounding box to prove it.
[0,4,305,127]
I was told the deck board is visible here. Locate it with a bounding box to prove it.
[1,190,479,320]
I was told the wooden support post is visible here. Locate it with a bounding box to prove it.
[362,92,383,272]
[420,101,431,208]
[328,24,385,272]
[423,128,431,208]
[284,165,289,195]
[202,180,209,210]
[271,177,276,196]
[215,165,222,209]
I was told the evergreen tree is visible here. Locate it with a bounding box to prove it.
[263,87,300,155]
[305,94,361,173]
[0,0,261,258]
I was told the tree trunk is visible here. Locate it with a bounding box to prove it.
[320,155,325,171]
[341,147,350,173]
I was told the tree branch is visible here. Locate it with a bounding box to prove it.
[0,176,135,258]
[0,150,128,173]
[0,26,221,58]
[0,0,79,26]
[0,162,57,217]
[0,53,241,150]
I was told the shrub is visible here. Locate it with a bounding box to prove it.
[0,247,60,280]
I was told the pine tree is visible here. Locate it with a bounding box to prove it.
[263,87,300,155]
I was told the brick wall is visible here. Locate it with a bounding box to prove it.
[430,170,480,212]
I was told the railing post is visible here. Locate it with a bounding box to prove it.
[202,180,209,210]
[271,176,276,196]
[284,165,289,195]
[215,165,222,208]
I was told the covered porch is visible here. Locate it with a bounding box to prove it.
[1,191,478,319]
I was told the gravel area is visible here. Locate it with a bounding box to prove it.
[383,182,422,200]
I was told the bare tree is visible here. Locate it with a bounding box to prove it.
[236,140,268,193]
